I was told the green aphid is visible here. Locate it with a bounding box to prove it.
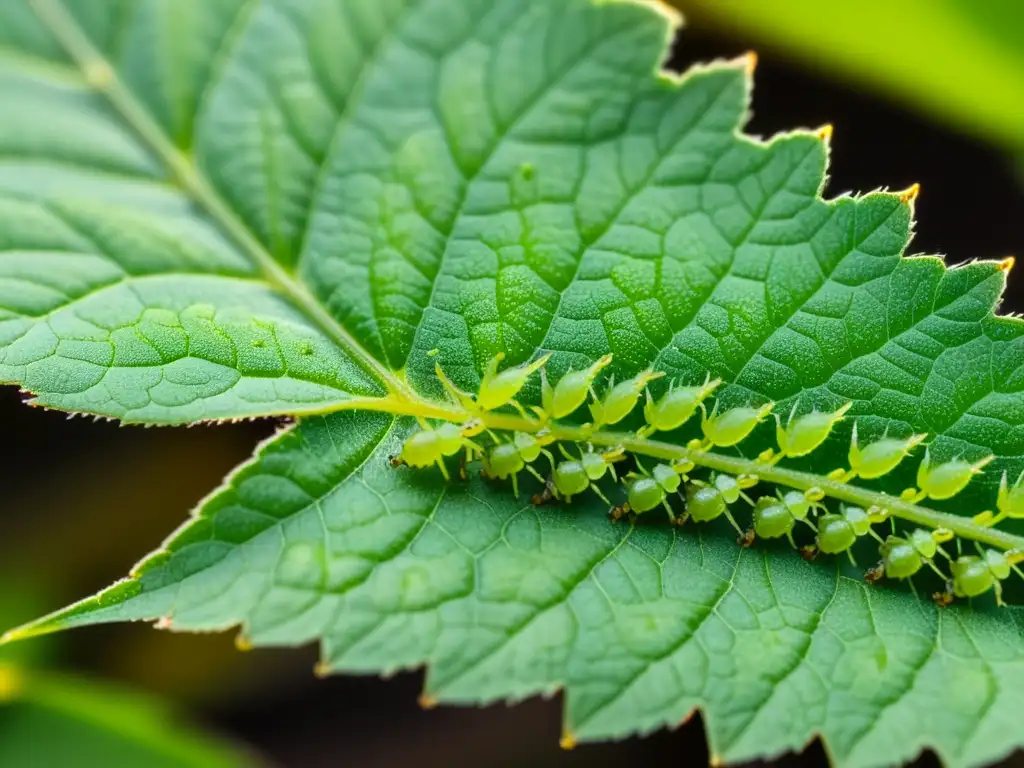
[477,352,552,412]
[842,424,926,481]
[392,418,485,480]
[804,504,887,565]
[701,401,774,449]
[434,352,551,415]
[682,473,755,537]
[774,401,852,460]
[541,354,613,420]
[541,443,624,504]
[999,469,1024,520]
[611,456,694,523]
[910,449,993,503]
[936,547,1024,607]
[865,527,953,585]
[746,490,817,547]
[640,374,721,436]
[973,469,1024,528]
[589,368,665,428]
[481,430,554,497]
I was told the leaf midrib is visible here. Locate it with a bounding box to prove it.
[26,0,408,398]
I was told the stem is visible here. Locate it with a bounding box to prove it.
[320,394,1024,553]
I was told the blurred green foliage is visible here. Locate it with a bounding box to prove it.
[677,0,1024,154]
[0,672,255,767]
[0,577,257,767]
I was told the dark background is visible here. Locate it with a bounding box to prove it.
[2,20,1021,768]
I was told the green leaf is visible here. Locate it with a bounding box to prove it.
[3,1,1024,766]
[0,0,387,424]
[0,668,255,767]
[675,0,1024,155]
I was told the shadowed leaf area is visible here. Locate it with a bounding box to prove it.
[2,1,1024,766]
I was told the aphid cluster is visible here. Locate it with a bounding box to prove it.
[390,352,1024,607]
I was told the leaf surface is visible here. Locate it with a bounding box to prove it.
[3,1,1024,766]
[0,0,386,423]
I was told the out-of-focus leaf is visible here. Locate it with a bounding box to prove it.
[677,0,1024,153]
[0,578,55,670]
[0,667,257,767]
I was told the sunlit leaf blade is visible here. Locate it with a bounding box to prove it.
[2,1,1024,766]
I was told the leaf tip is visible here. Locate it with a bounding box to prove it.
[898,182,921,204]
[999,256,1015,274]
[234,633,253,652]
[418,693,438,710]
[559,732,578,750]
[313,661,332,679]
[815,123,833,143]
[742,50,757,76]
[0,620,58,646]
